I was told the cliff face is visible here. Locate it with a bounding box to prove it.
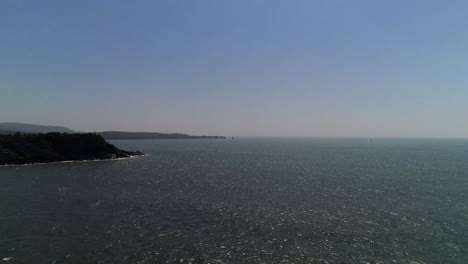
[0,132,143,165]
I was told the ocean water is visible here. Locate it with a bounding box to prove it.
[0,138,467,263]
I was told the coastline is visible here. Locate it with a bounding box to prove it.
[0,153,149,167]
[0,132,146,167]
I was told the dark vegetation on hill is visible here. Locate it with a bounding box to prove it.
[0,129,16,135]
[0,133,143,165]
[98,131,226,140]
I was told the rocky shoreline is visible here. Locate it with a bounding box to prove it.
[0,132,144,166]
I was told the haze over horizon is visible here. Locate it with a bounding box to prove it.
[2,0,468,137]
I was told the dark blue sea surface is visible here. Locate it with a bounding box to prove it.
[0,138,467,263]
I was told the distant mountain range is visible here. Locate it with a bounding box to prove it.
[0,122,225,140]
[97,131,225,140]
[0,122,75,134]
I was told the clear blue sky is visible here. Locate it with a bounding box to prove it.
[1,0,467,137]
